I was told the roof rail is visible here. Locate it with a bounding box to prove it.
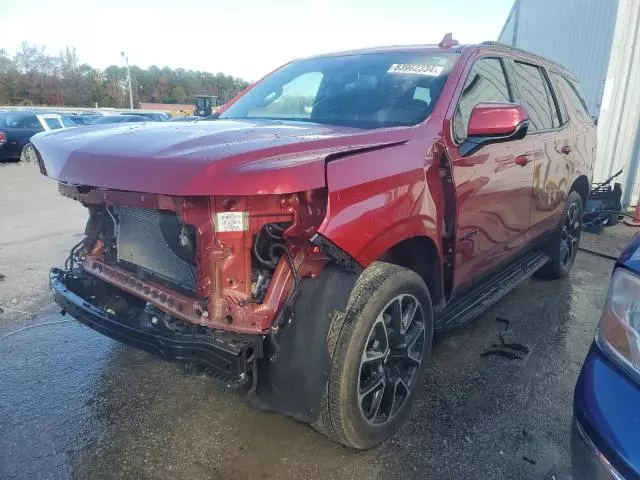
[479,41,570,73]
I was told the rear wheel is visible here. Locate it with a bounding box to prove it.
[313,262,433,449]
[536,191,583,279]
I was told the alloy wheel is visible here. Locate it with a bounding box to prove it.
[358,294,426,425]
[560,200,581,267]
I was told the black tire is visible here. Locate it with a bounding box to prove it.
[536,191,583,279]
[312,262,434,449]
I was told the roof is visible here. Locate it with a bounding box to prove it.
[301,41,575,79]
[479,41,576,78]
[305,44,457,59]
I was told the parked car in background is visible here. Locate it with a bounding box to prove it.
[91,115,152,125]
[169,115,200,121]
[65,114,101,125]
[0,112,66,161]
[34,38,595,449]
[573,233,640,480]
[121,112,171,122]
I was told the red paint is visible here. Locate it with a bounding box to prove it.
[37,42,595,333]
[467,103,529,137]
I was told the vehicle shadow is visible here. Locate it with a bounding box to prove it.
[69,343,376,480]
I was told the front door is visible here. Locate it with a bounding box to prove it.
[445,56,534,290]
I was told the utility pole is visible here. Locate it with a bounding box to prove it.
[120,51,134,109]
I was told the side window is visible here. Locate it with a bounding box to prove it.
[43,117,63,130]
[17,115,42,129]
[550,73,569,125]
[512,61,556,131]
[556,74,591,122]
[454,57,511,142]
[540,69,563,127]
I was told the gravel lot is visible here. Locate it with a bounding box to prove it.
[1,161,637,480]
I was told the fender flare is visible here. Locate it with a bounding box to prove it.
[350,215,442,267]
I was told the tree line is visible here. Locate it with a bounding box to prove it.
[0,42,250,108]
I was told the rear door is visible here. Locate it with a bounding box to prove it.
[551,73,597,189]
[445,56,534,290]
[507,60,575,238]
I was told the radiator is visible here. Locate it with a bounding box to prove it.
[116,206,197,291]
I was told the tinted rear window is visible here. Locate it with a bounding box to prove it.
[44,117,63,129]
[553,73,591,122]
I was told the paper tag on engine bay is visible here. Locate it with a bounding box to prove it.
[387,64,444,76]
[215,211,248,232]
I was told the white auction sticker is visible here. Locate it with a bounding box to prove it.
[215,211,248,232]
[387,64,444,76]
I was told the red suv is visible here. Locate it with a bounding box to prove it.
[33,36,595,449]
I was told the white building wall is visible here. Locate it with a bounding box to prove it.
[597,0,640,207]
[498,0,618,116]
[498,0,640,206]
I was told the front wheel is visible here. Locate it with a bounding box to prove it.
[313,262,434,449]
[536,190,583,279]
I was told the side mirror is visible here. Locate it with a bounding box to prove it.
[459,102,530,156]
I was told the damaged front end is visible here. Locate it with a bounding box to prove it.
[50,182,359,419]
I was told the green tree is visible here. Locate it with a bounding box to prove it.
[0,42,250,108]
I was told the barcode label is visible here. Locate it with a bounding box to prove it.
[215,212,248,232]
[387,64,444,76]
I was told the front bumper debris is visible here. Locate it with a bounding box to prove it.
[50,268,261,386]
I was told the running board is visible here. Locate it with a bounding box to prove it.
[435,250,550,333]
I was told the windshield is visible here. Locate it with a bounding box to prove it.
[221,51,458,129]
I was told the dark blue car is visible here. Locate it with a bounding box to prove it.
[0,111,65,161]
[573,232,640,479]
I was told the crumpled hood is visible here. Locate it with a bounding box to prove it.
[31,119,400,196]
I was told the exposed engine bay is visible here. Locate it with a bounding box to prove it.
[59,183,333,336]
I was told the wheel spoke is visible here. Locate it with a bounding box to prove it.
[567,203,577,226]
[362,315,389,363]
[360,370,385,398]
[386,297,403,335]
[391,324,424,364]
[369,384,385,420]
[359,371,386,421]
[385,371,410,417]
[361,349,386,365]
[379,367,398,418]
[400,296,418,334]
[405,323,425,363]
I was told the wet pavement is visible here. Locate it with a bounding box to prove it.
[1,161,637,479]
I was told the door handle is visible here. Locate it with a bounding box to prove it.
[560,145,572,155]
[514,155,530,167]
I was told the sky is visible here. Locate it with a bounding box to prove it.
[3,0,514,81]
